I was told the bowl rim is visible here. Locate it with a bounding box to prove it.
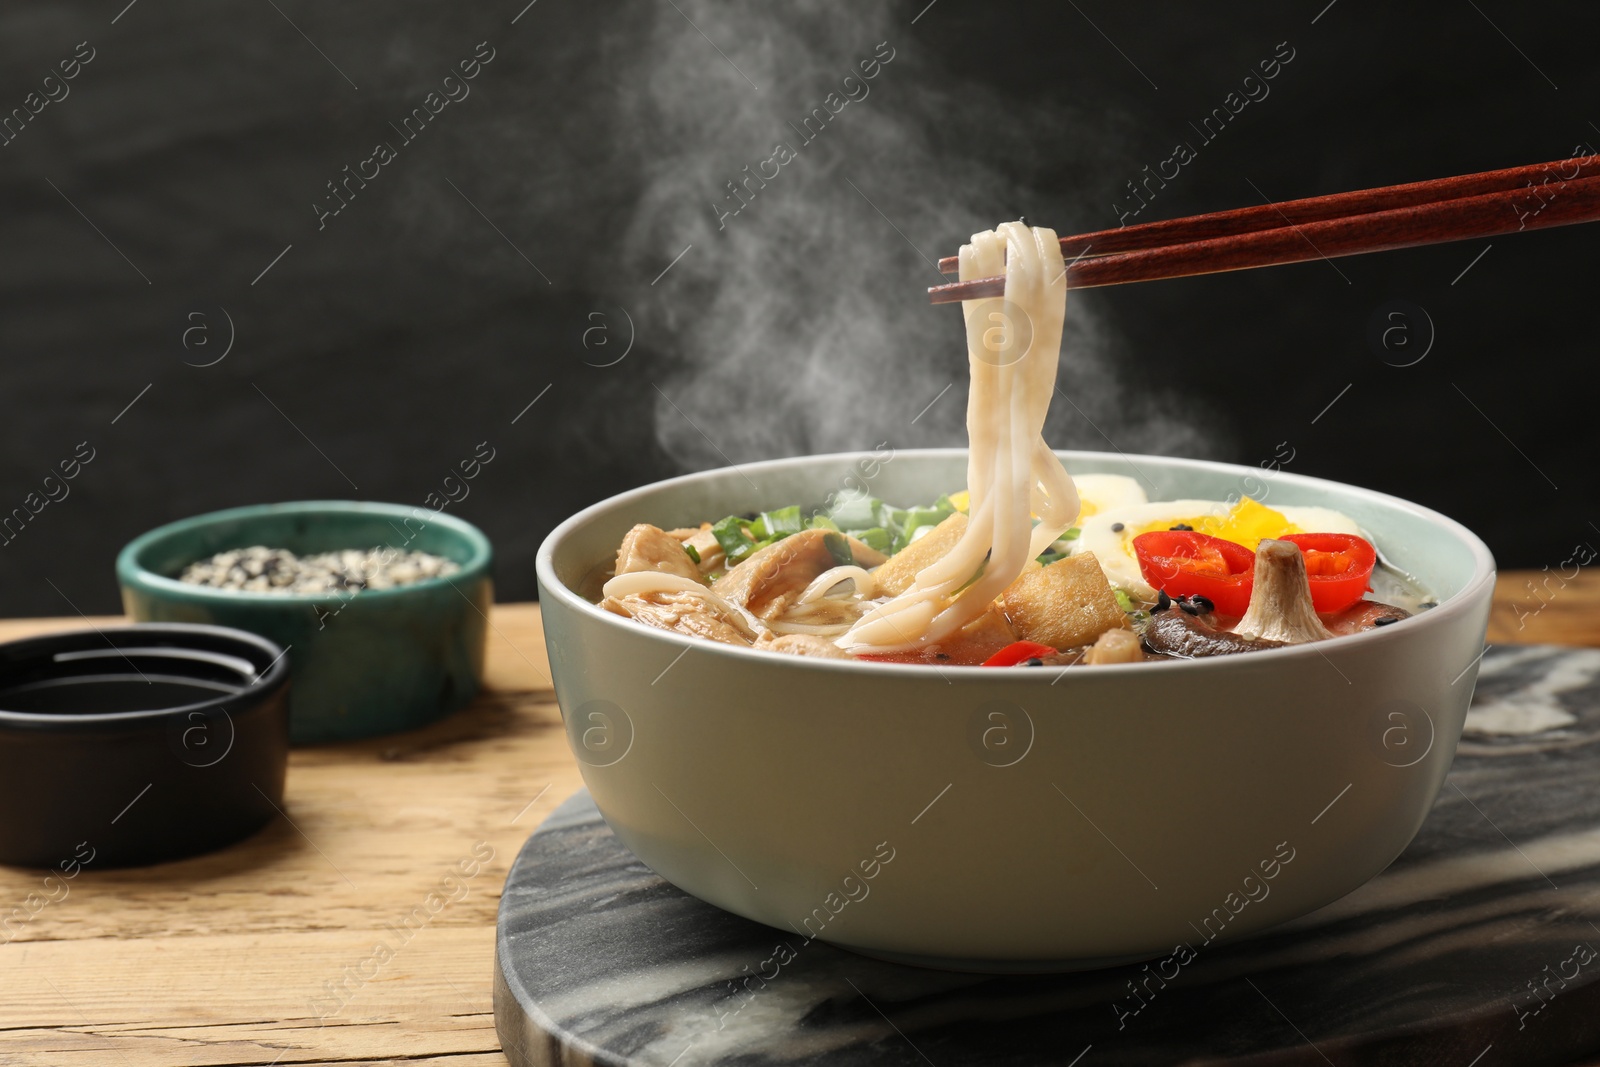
[536,448,1497,680]
[0,622,291,727]
[116,499,494,605]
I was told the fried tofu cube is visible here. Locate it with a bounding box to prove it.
[1001,552,1129,650]
[870,513,969,597]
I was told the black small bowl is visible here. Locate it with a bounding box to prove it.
[0,624,290,868]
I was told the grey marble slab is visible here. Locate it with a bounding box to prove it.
[495,645,1600,1067]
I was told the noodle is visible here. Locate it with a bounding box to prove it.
[798,565,877,604]
[767,620,856,637]
[602,571,766,636]
[597,215,1404,665]
[771,568,878,636]
[839,222,1078,653]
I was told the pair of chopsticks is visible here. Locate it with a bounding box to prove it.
[928,155,1600,303]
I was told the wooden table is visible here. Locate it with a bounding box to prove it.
[2,572,1598,1067]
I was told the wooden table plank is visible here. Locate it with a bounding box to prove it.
[0,576,1596,1067]
[0,604,574,1066]
[1488,569,1600,648]
[2,928,498,1066]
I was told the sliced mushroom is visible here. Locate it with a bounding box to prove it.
[1324,600,1411,635]
[1233,539,1333,645]
[1142,609,1286,659]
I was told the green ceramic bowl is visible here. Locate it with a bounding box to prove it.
[117,501,492,744]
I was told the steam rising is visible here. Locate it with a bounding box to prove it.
[616,1,1210,471]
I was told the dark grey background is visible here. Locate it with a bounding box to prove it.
[1,1,1594,616]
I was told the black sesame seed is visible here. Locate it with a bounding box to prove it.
[1179,599,1199,615]
[1188,594,1214,615]
[1169,523,1194,531]
[1023,657,1044,667]
[1373,616,1399,627]
[1111,522,1125,532]
[1153,589,1171,613]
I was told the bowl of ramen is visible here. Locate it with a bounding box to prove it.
[535,222,1495,970]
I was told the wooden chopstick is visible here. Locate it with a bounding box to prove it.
[930,164,1600,304]
[934,155,1600,275]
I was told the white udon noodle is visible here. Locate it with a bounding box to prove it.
[836,221,1079,653]
[603,222,1078,652]
[763,565,878,636]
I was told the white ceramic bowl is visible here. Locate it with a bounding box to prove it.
[536,450,1494,971]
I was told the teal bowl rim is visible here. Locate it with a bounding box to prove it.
[117,500,494,606]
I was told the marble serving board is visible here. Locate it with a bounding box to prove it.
[494,645,1600,1067]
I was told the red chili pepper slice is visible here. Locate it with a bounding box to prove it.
[1132,531,1256,616]
[981,641,1058,667]
[1281,533,1376,614]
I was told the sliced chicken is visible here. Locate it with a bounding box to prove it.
[662,524,726,575]
[685,527,725,574]
[713,529,845,620]
[602,590,754,646]
[759,633,855,660]
[615,524,701,582]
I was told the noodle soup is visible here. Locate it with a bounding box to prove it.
[594,221,1428,669]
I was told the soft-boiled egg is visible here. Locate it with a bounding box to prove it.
[1070,473,1148,519]
[1072,497,1361,598]
[948,472,1146,522]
